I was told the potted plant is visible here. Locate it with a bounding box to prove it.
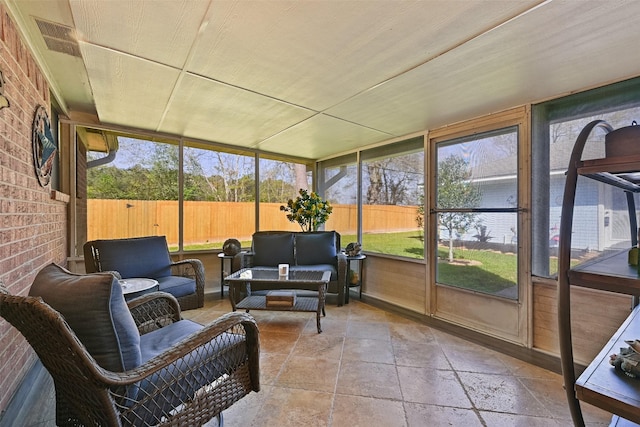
[280,189,332,232]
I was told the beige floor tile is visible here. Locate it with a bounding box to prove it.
[276,355,340,392]
[389,321,437,343]
[259,330,299,355]
[259,352,289,385]
[331,395,407,427]
[337,360,402,399]
[479,411,570,426]
[292,333,344,359]
[392,339,451,369]
[346,320,391,341]
[252,387,333,427]
[439,341,511,375]
[458,372,552,416]
[342,336,395,364]
[405,403,484,427]
[398,366,472,408]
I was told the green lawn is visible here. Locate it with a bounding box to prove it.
[180,231,522,296]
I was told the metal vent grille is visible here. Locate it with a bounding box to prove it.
[34,18,81,57]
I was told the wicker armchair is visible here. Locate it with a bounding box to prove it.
[84,236,205,310]
[0,264,260,426]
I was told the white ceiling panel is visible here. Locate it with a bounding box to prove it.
[160,73,316,147]
[188,0,543,112]
[326,0,640,134]
[7,0,640,160]
[256,114,392,159]
[80,43,181,132]
[69,0,209,69]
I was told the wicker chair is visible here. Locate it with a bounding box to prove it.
[0,264,260,426]
[84,236,205,310]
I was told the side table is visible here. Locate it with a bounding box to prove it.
[217,253,236,299]
[345,254,366,304]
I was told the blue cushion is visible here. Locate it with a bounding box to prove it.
[94,236,172,279]
[139,319,203,362]
[251,232,295,267]
[157,276,196,298]
[28,263,141,372]
[295,232,337,265]
[131,324,247,425]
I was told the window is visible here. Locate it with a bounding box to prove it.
[434,127,519,299]
[318,153,358,244]
[360,137,424,258]
[182,142,255,250]
[85,135,179,249]
[532,77,640,277]
[258,157,311,231]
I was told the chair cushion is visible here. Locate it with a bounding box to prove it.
[157,276,197,298]
[28,263,141,372]
[251,232,295,267]
[139,319,203,362]
[295,232,337,265]
[95,236,173,279]
[132,323,247,425]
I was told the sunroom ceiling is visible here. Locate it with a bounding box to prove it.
[6,0,640,160]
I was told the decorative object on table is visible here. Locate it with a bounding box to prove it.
[280,189,332,232]
[605,120,640,157]
[223,238,242,256]
[609,339,640,378]
[266,290,296,307]
[0,70,10,110]
[278,263,289,277]
[348,269,359,285]
[345,242,362,256]
[32,105,57,187]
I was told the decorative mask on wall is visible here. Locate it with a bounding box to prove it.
[0,70,9,109]
[32,105,57,187]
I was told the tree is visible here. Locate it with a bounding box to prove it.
[437,155,481,262]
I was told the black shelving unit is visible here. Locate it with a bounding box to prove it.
[558,120,640,426]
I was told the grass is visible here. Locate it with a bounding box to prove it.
[178,230,522,296]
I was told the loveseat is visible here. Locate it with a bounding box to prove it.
[84,236,205,310]
[238,231,347,306]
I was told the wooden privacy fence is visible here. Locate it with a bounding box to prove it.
[87,200,421,245]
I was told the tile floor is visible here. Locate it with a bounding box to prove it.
[10,291,614,427]
[187,293,612,427]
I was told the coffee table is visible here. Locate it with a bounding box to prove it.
[225,268,331,333]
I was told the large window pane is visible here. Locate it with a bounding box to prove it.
[435,127,518,299]
[259,158,311,231]
[318,154,358,245]
[86,136,179,249]
[361,138,424,258]
[182,143,255,250]
[532,78,640,277]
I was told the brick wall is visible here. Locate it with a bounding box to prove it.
[0,4,68,415]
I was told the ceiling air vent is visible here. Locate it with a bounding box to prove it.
[34,18,81,58]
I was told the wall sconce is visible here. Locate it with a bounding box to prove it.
[0,70,9,110]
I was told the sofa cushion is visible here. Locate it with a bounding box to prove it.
[28,263,141,372]
[295,232,337,266]
[252,232,295,267]
[94,236,172,279]
[157,276,197,298]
